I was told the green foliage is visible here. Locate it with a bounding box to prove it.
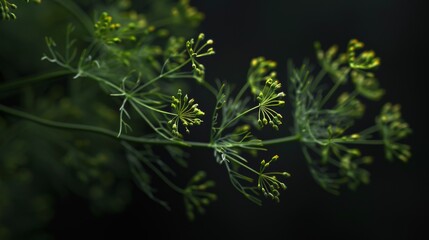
[258,155,290,203]
[377,103,412,162]
[184,171,217,221]
[289,40,411,194]
[0,0,412,237]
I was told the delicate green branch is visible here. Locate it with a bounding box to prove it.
[0,103,303,150]
[261,134,301,146]
[319,78,342,107]
[222,106,259,131]
[132,59,192,94]
[0,104,184,146]
[122,142,185,194]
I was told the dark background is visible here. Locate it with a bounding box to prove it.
[3,0,429,239]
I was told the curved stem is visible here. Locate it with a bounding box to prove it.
[224,106,259,130]
[1,104,301,149]
[131,98,175,116]
[214,105,259,140]
[132,59,191,94]
[320,78,342,107]
[0,70,72,92]
[230,158,260,175]
[0,104,180,146]
[235,82,250,103]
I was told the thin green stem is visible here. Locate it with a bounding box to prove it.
[261,134,301,146]
[230,158,260,175]
[0,104,182,146]
[335,140,384,145]
[223,106,259,130]
[131,98,175,116]
[132,59,191,94]
[0,70,72,92]
[320,80,342,107]
[235,82,250,103]
[359,125,380,136]
[146,158,184,193]
[311,69,326,91]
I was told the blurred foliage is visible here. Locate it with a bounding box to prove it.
[1,0,205,238]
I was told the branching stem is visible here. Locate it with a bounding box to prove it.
[0,104,301,149]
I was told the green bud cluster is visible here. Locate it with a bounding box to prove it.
[257,155,289,203]
[185,33,215,83]
[184,171,217,221]
[348,39,380,70]
[257,78,285,130]
[248,57,278,95]
[377,103,412,162]
[168,89,205,138]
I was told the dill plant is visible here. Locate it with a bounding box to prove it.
[0,0,411,234]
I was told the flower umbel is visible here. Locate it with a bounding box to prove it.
[377,103,412,162]
[257,78,285,130]
[168,89,205,138]
[348,39,380,70]
[248,57,278,95]
[258,155,290,203]
[186,33,215,82]
[315,42,349,84]
[183,171,217,221]
[94,12,122,44]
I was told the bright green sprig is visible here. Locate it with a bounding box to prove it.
[168,89,205,138]
[348,39,381,70]
[94,12,122,44]
[258,155,290,203]
[185,33,215,82]
[94,11,144,45]
[377,103,412,162]
[171,0,204,28]
[351,70,385,100]
[183,171,217,221]
[257,78,285,130]
[315,42,349,84]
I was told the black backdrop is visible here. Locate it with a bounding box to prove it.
[25,0,429,239]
